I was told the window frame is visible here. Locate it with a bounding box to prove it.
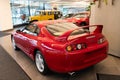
[22,24,40,36]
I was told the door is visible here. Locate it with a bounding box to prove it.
[21,24,40,56]
[13,30,27,51]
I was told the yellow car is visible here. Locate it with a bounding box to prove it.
[29,10,62,22]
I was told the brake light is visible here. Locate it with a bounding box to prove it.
[66,43,86,52]
[66,45,72,52]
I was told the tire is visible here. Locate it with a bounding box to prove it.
[35,51,49,74]
[11,37,19,50]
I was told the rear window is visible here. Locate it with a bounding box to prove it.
[46,22,88,36]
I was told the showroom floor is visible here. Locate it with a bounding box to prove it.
[0,30,120,80]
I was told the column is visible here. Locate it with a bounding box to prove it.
[0,0,13,31]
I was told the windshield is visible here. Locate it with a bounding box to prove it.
[46,22,88,36]
[59,14,74,19]
[35,11,40,15]
[64,14,74,18]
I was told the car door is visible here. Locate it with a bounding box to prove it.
[21,24,40,57]
[13,29,27,51]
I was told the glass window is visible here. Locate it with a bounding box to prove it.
[46,22,89,36]
[25,24,37,33]
[35,27,40,34]
[35,11,40,15]
[54,12,56,14]
[41,12,46,15]
[48,11,52,15]
[39,12,41,15]
[23,24,40,36]
[10,0,30,25]
[10,0,52,26]
[64,14,74,18]
[46,22,81,36]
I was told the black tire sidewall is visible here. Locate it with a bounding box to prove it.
[12,37,19,50]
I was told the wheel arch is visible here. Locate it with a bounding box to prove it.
[34,48,50,74]
[33,48,41,61]
[33,47,45,61]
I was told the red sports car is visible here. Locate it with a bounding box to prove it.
[60,12,89,26]
[11,20,108,74]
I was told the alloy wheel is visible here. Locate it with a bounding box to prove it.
[35,52,45,73]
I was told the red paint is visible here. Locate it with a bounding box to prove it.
[64,12,90,26]
[12,21,108,73]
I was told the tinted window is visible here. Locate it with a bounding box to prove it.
[35,28,40,34]
[23,24,40,36]
[39,12,41,15]
[64,14,74,18]
[35,11,40,15]
[41,12,46,15]
[46,22,88,36]
[54,11,58,14]
[48,11,52,15]
[25,24,36,32]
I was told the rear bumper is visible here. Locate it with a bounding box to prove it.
[47,41,108,73]
[65,48,107,72]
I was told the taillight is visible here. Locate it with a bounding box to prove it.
[98,37,106,44]
[66,45,72,52]
[66,43,86,52]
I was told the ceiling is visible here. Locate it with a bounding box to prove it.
[11,0,90,8]
[14,0,90,2]
[12,0,90,3]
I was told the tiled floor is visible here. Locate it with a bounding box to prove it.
[0,33,120,80]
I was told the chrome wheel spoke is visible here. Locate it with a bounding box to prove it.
[36,53,44,72]
[12,38,16,49]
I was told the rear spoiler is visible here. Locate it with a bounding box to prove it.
[56,25,103,41]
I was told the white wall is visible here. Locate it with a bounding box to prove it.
[0,0,13,31]
[90,0,120,57]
